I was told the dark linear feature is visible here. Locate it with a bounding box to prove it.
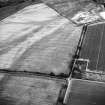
[0,69,67,80]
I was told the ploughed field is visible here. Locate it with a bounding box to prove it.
[78,22,105,82]
[80,22,105,72]
[0,3,82,76]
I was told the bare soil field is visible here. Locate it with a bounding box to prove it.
[0,3,82,76]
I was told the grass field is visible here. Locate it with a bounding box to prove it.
[66,79,105,105]
[0,73,65,105]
